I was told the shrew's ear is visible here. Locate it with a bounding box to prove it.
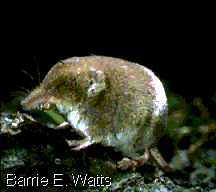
[87,70,106,97]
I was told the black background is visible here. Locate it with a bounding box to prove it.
[1,14,215,191]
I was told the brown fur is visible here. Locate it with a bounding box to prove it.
[21,56,168,170]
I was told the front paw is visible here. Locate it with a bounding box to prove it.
[66,139,80,147]
[117,158,139,171]
[66,139,94,151]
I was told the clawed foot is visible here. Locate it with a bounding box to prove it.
[117,158,139,171]
[66,139,94,151]
[56,122,70,129]
[66,139,80,147]
[66,139,82,150]
[117,149,150,171]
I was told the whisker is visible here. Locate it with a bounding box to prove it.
[20,86,30,94]
[21,69,37,88]
[10,91,28,98]
[21,69,34,81]
[36,65,41,84]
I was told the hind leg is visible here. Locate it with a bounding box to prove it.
[117,148,150,171]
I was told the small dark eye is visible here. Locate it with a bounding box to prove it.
[89,80,93,86]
